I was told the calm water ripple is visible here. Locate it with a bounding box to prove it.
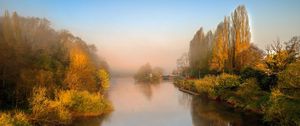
[73,77,263,126]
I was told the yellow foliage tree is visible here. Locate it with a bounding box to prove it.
[231,5,251,70]
[210,22,228,72]
[97,69,110,91]
[64,46,97,92]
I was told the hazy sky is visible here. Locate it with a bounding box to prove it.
[1,0,300,74]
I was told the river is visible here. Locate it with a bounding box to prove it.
[72,77,263,126]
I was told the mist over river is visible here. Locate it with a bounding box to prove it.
[73,77,263,126]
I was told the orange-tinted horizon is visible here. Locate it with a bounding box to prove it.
[2,1,300,74]
[97,32,190,74]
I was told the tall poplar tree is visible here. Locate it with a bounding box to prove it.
[231,5,251,70]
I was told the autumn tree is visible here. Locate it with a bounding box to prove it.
[231,5,251,70]
[189,27,205,77]
[210,21,229,72]
[222,17,231,70]
[0,11,30,107]
[239,44,264,68]
[152,67,163,81]
[0,11,109,108]
[189,28,212,77]
[176,53,189,77]
[134,63,152,82]
[264,37,300,75]
[64,44,97,92]
[189,5,254,75]
[264,38,300,125]
[134,63,163,83]
[97,69,110,92]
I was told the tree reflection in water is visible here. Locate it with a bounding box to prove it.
[72,114,109,126]
[191,96,263,126]
[135,82,161,100]
[72,78,263,126]
[177,90,193,109]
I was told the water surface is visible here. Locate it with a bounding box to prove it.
[73,77,263,126]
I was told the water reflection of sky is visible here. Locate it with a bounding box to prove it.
[103,77,192,126]
[73,77,263,126]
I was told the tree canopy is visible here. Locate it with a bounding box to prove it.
[188,5,262,77]
[0,11,109,108]
[134,63,163,83]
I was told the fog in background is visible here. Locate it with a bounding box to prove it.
[1,0,300,75]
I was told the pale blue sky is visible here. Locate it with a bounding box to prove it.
[1,0,300,73]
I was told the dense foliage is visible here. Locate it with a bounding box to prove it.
[0,11,112,125]
[264,61,300,125]
[186,5,263,78]
[175,5,300,125]
[0,111,31,126]
[30,87,112,125]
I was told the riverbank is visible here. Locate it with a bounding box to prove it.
[174,74,264,113]
[0,89,113,126]
[173,73,300,125]
[72,77,264,126]
[175,79,264,113]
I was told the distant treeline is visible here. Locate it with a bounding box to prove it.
[134,63,163,83]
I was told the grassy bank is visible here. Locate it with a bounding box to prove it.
[174,72,300,125]
[0,88,113,125]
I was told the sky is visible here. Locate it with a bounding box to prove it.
[1,0,300,74]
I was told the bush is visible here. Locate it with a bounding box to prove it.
[98,69,110,92]
[30,87,112,125]
[264,89,300,126]
[233,78,269,110]
[213,73,241,98]
[240,67,272,91]
[0,112,31,126]
[277,61,300,97]
[216,73,240,89]
[30,87,71,125]
[174,79,197,92]
[57,90,113,116]
[264,61,300,125]
[177,73,240,99]
[237,78,261,100]
[194,75,217,98]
